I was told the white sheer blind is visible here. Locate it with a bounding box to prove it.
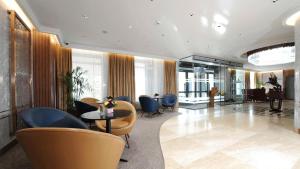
[72,49,108,100]
[135,56,164,100]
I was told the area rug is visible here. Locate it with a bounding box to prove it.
[0,111,179,169]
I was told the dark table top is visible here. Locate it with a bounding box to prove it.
[81,110,131,121]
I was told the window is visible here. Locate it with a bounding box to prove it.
[135,56,164,100]
[72,49,108,100]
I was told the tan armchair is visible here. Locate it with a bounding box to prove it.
[80,97,100,108]
[16,128,125,169]
[96,101,137,148]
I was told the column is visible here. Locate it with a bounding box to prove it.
[294,19,300,131]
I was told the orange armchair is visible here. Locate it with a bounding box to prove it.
[80,97,100,108]
[16,128,125,169]
[96,101,137,148]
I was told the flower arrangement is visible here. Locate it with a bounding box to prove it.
[103,96,117,108]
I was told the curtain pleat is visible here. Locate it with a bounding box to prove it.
[56,48,72,111]
[163,60,177,95]
[108,53,135,102]
[245,71,250,89]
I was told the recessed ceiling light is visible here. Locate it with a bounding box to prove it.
[81,14,88,19]
[102,30,108,34]
[128,25,133,29]
[189,13,195,17]
[286,11,300,26]
[272,0,279,3]
[213,24,226,34]
[155,20,161,25]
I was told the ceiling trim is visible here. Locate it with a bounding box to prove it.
[246,42,295,56]
[16,0,65,44]
[69,42,177,60]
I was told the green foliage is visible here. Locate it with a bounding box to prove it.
[63,66,90,112]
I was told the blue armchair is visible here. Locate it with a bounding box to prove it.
[162,94,177,111]
[115,96,131,102]
[139,95,160,117]
[20,107,88,129]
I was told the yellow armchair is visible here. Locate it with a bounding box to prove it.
[16,128,125,169]
[80,97,100,108]
[96,101,137,148]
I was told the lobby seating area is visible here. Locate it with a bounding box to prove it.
[1,1,300,169]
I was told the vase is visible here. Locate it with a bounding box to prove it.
[105,108,114,117]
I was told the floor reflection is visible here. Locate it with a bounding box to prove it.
[160,101,298,169]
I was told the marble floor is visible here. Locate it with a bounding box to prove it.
[160,102,300,169]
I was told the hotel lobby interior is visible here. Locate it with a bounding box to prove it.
[2,0,300,169]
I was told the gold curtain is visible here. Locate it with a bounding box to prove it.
[56,47,72,111]
[32,31,56,107]
[164,60,177,95]
[245,71,250,89]
[108,53,135,102]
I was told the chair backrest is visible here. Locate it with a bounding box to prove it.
[115,96,131,102]
[162,94,177,105]
[114,101,137,123]
[16,128,125,169]
[20,108,88,129]
[139,95,158,112]
[74,101,98,115]
[80,97,100,108]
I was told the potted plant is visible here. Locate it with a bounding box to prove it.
[63,66,90,114]
[103,96,117,117]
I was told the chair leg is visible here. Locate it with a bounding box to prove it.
[125,134,130,148]
[140,111,144,118]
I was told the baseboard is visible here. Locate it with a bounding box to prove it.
[0,139,17,156]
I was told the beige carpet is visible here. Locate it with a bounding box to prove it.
[0,111,179,169]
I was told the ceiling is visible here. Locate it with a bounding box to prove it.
[17,0,300,62]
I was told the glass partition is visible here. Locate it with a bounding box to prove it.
[178,61,245,109]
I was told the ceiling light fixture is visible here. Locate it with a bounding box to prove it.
[248,46,295,66]
[189,13,195,17]
[128,25,133,29]
[213,24,226,34]
[286,11,300,26]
